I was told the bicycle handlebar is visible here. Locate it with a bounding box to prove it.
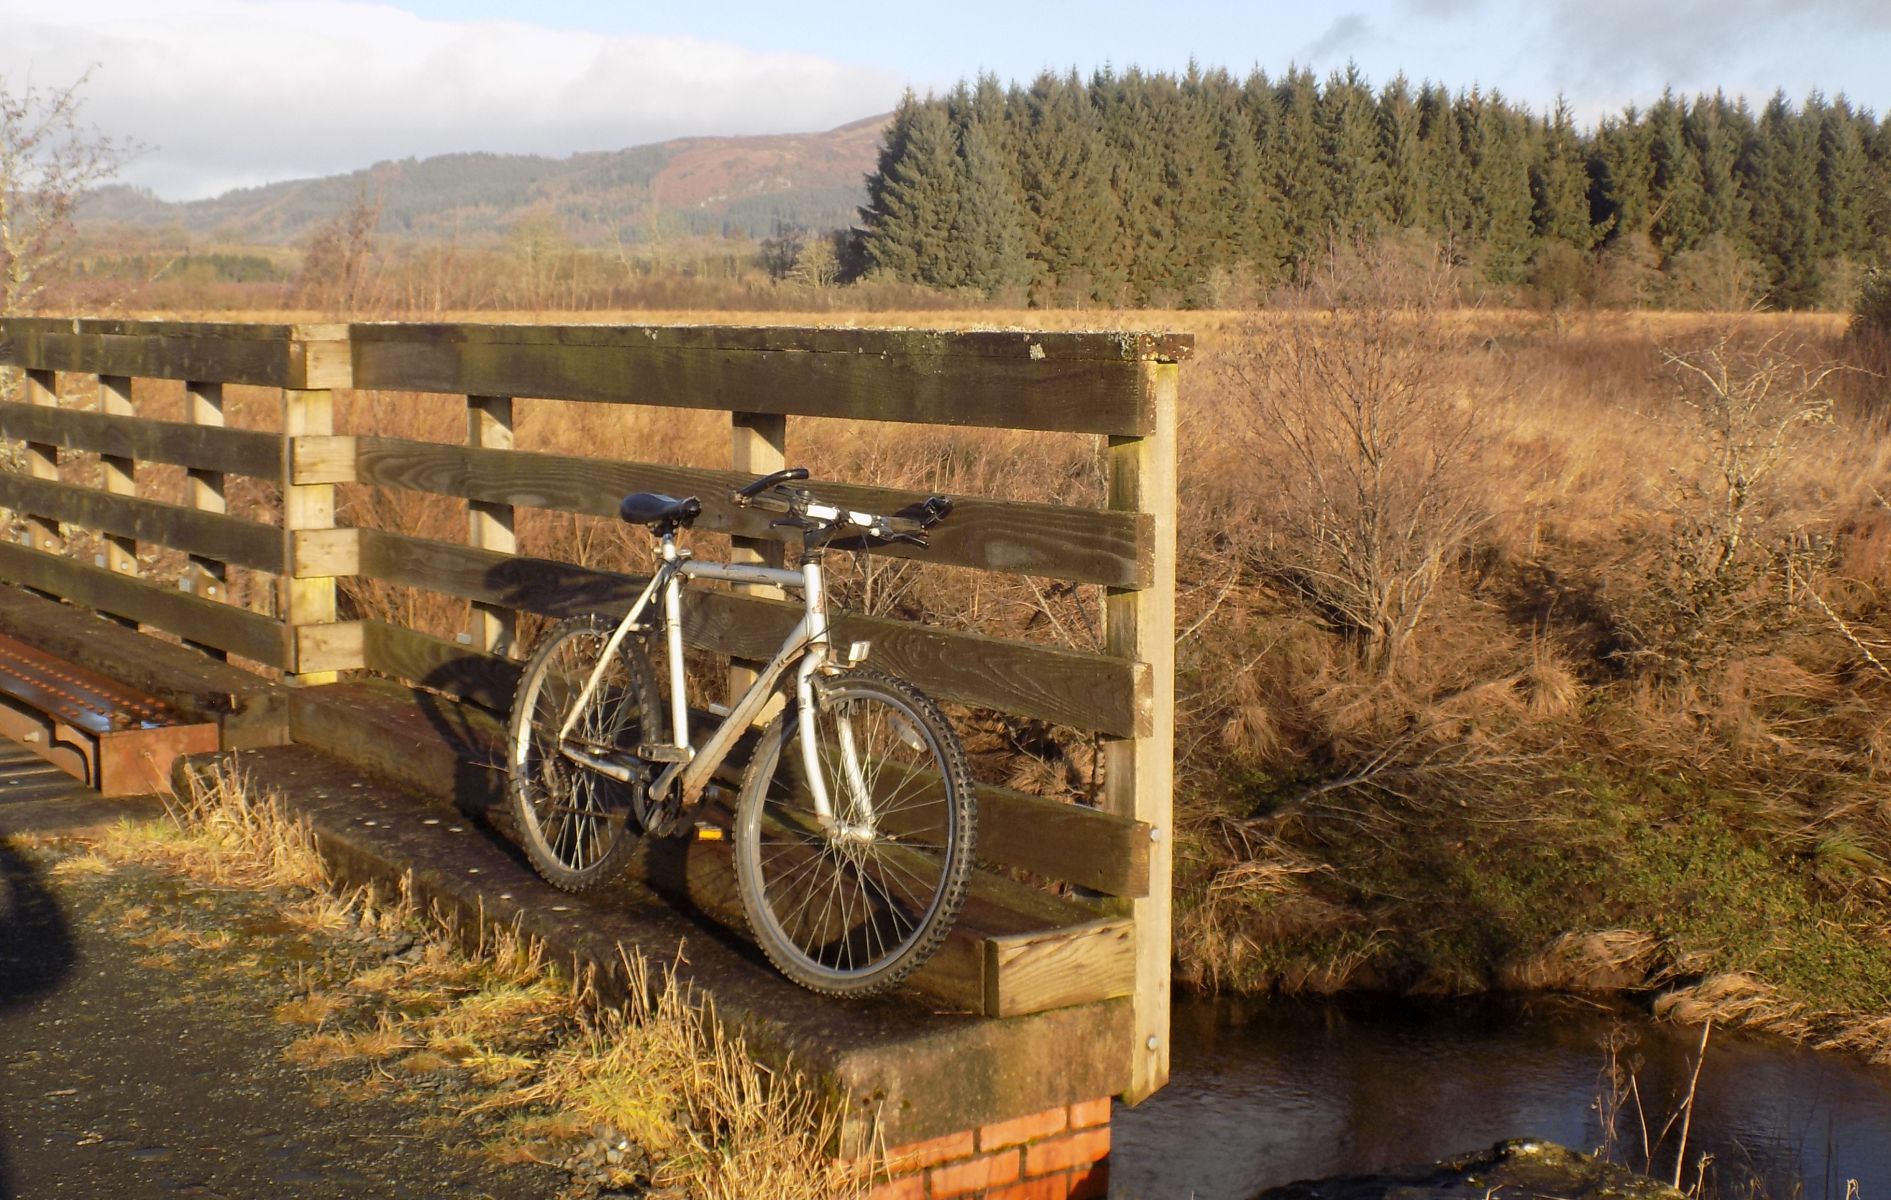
[731,467,952,547]
[734,466,809,500]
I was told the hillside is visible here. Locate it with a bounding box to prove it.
[79,114,888,245]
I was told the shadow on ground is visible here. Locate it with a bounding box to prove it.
[0,838,78,1200]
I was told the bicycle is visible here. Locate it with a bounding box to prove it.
[504,467,976,996]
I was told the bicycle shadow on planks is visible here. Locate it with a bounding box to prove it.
[0,839,78,1200]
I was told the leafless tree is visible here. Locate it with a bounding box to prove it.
[1226,245,1488,675]
[0,69,137,317]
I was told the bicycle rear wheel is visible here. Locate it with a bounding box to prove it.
[734,668,976,996]
[505,614,659,891]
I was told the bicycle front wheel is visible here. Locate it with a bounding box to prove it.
[734,668,976,996]
[505,614,659,892]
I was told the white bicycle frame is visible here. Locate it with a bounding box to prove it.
[552,530,868,835]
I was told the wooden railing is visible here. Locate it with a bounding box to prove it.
[0,316,1185,1101]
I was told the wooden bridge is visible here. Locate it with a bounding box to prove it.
[0,316,1184,1199]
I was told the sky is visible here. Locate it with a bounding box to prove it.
[2,0,1888,201]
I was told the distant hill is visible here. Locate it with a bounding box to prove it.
[79,114,889,246]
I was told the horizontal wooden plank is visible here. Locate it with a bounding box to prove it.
[0,319,349,388]
[349,321,1193,363]
[986,916,1135,1017]
[348,325,1161,436]
[360,620,522,713]
[0,474,283,571]
[661,834,1131,1017]
[296,620,368,675]
[0,401,282,478]
[0,543,287,666]
[350,436,1149,588]
[354,529,1148,737]
[291,435,358,484]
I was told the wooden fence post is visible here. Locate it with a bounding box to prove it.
[282,386,337,682]
[21,368,62,555]
[185,380,229,659]
[466,394,517,656]
[98,374,138,627]
[1103,359,1178,1104]
[728,411,786,704]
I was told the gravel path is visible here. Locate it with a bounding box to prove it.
[0,834,567,1200]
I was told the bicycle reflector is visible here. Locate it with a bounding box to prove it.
[845,640,871,666]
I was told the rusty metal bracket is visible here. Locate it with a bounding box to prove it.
[0,632,218,795]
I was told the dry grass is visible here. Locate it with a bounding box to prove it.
[68,762,864,1200]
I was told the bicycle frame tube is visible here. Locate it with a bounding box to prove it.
[554,558,676,744]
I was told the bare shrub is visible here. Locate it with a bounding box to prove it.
[1622,332,1841,673]
[1225,245,1489,675]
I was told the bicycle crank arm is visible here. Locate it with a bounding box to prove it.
[557,742,642,782]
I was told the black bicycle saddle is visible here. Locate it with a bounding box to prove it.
[618,492,703,526]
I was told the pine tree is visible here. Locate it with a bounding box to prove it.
[1378,74,1428,229]
[1740,91,1824,306]
[1273,66,1332,271]
[1647,91,1709,259]
[1686,92,1748,243]
[1815,94,1871,262]
[1417,82,1471,256]
[951,114,1034,297]
[1095,68,1175,301]
[1530,98,1597,249]
[1464,90,1534,282]
[859,93,960,284]
[1319,63,1389,238]
[1589,109,1652,245]
[1015,70,1125,300]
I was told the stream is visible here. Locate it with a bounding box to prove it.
[1112,995,1891,1200]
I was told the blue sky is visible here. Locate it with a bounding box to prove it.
[3,0,1887,200]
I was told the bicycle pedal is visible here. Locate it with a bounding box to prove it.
[637,743,692,763]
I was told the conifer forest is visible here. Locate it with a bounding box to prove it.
[857,67,1891,309]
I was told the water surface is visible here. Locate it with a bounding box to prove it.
[1112,995,1891,1200]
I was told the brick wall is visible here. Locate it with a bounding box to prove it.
[854,1097,1112,1200]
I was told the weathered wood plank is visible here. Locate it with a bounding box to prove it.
[0,475,283,572]
[348,321,1193,362]
[0,319,349,388]
[986,917,1136,1018]
[296,620,368,675]
[0,400,281,477]
[354,529,1148,737]
[98,375,141,594]
[1103,359,1179,1103]
[659,834,1132,1018]
[282,388,338,682]
[19,370,61,555]
[348,324,1161,436]
[350,436,1149,588]
[728,411,785,703]
[466,396,516,656]
[0,543,287,666]
[360,620,522,713]
[183,380,232,657]
[290,529,359,578]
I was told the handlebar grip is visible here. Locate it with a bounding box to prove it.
[735,466,809,501]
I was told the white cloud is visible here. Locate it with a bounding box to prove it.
[0,0,901,199]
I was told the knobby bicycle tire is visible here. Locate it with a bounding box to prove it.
[505,614,660,892]
[734,667,976,996]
